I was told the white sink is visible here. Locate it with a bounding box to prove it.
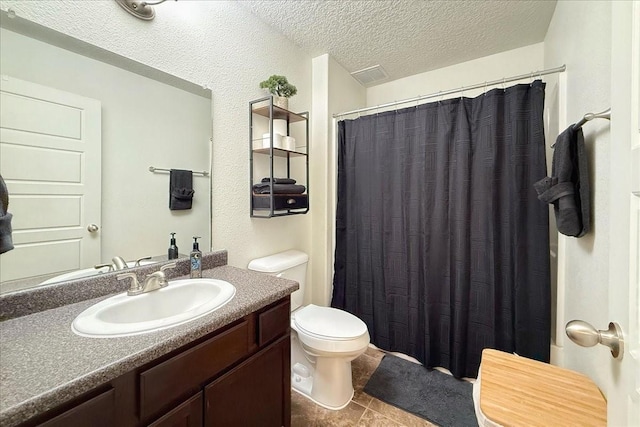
[71,278,236,338]
[40,260,157,285]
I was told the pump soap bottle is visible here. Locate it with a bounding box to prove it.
[168,232,179,260]
[190,236,202,278]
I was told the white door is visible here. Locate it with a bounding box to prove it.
[0,75,101,287]
[608,2,640,426]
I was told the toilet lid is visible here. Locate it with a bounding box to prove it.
[294,304,368,340]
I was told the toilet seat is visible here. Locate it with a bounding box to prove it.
[293,304,368,340]
[292,305,370,354]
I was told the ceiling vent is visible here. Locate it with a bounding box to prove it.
[351,65,388,86]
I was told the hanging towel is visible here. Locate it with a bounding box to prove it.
[169,169,194,210]
[534,125,590,237]
[0,174,14,254]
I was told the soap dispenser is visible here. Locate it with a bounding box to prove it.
[168,232,179,260]
[190,236,202,278]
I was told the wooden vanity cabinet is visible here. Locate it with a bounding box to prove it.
[19,297,291,427]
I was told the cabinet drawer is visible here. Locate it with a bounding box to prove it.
[258,299,290,347]
[139,320,250,421]
[39,389,114,427]
[252,194,308,211]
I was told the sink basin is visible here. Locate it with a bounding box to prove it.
[71,278,236,338]
[40,260,157,285]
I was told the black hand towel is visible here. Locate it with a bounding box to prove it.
[170,169,194,210]
[0,174,14,254]
[534,125,590,237]
[252,183,306,194]
[261,177,297,184]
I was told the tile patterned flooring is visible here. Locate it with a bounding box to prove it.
[291,347,437,426]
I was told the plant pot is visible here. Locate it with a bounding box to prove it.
[273,96,288,110]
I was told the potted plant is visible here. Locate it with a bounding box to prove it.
[259,75,297,110]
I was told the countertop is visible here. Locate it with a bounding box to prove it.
[0,264,298,427]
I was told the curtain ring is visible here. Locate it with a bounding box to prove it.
[538,70,543,81]
[416,96,420,109]
[460,86,464,99]
[502,77,506,92]
[483,81,488,95]
[438,90,442,104]
[529,72,534,86]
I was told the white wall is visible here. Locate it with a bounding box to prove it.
[0,0,314,271]
[367,43,544,106]
[0,27,211,267]
[310,54,366,306]
[544,0,612,392]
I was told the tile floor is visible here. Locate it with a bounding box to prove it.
[290,347,437,426]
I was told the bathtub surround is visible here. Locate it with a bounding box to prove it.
[332,81,551,379]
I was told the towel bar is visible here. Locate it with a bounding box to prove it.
[148,166,209,177]
[572,107,611,130]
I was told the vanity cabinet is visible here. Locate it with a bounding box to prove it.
[250,96,310,218]
[18,297,291,427]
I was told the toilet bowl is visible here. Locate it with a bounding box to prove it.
[248,250,370,410]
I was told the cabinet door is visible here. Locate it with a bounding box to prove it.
[148,393,202,427]
[204,336,290,427]
[39,389,114,427]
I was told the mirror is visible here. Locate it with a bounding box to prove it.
[0,14,212,293]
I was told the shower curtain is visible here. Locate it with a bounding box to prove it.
[331,81,550,378]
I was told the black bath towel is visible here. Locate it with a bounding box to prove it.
[534,126,590,237]
[0,174,14,254]
[252,183,306,194]
[169,169,194,210]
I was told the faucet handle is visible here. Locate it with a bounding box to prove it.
[160,262,177,273]
[94,263,114,272]
[134,256,152,267]
[117,272,141,295]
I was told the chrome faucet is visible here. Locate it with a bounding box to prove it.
[117,263,177,296]
[112,256,129,270]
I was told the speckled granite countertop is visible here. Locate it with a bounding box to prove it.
[0,263,298,427]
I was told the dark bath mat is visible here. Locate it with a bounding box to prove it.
[363,354,477,427]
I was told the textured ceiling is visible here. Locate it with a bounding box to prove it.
[239,0,557,84]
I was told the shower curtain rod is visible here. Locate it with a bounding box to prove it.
[333,64,566,118]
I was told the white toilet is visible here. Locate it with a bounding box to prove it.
[248,250,370,410]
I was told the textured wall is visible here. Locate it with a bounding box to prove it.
[0,0,313,272]
[367,43,545,106]
[310,54,366,306]
[544,0,612,391]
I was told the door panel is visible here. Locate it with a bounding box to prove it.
[0,76,101,288]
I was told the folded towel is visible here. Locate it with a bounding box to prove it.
[534,125,590,237]
[252,183,306,194]
[0,174,14,254]
[261,177,297,184]
[170,169,194,210]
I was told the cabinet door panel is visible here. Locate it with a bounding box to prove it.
[204,336,290,427]
[147,393,202,427]
[140,320,250,421]
[39,389,114,427]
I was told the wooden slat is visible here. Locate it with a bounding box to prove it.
[479,349,606,427]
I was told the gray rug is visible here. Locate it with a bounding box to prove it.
[363,354,478,427]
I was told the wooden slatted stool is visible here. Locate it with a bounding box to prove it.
[477,348,606,427]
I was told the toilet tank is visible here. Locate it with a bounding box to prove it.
[247,250,308,311]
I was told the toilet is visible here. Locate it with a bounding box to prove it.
[248,250,370,410]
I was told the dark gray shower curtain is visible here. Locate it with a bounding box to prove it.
[331,81,550,378]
